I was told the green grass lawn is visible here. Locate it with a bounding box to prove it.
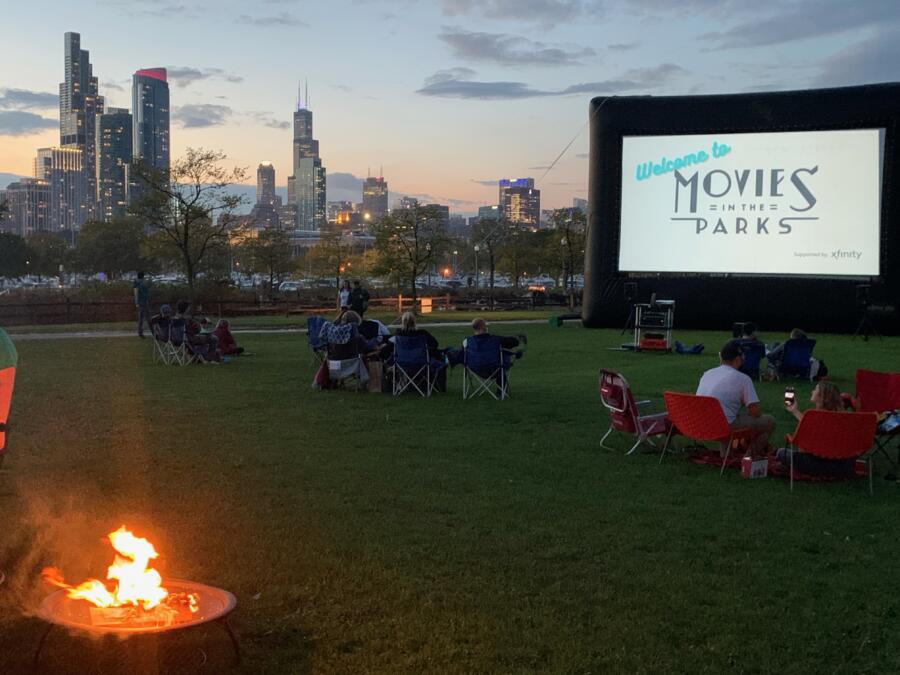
[1,325,898,674]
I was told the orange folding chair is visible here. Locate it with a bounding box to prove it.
[661,392,757,475]
[786,409,878,494]
[0,328,18,469]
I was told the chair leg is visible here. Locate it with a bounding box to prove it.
[599,428,613,450]
[720,434,733,476]
[659,426,675,464]
[790,443,794,493]
[626,437,641,455]
[868,454,874,496]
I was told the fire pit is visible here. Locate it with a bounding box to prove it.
[34,527,239,668]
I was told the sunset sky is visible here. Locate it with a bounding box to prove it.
[1,0,897,213]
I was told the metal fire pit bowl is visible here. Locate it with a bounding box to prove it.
[33,579,239,667]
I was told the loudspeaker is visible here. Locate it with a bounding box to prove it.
[623,282,637,303]
[855,284,871,308]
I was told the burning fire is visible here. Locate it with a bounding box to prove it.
[42,526,198,620]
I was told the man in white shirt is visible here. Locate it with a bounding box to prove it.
[697,340,775,455]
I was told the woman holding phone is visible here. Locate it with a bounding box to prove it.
[776,381,855,477]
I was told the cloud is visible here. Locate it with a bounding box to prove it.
[247,111,290,129]
[701,0,898,49]
[470,179,498,186]
[416,63,685,99]
[608,42,638,51]
[439,27,594,66]
[0,111,58,136]
[173,104,233,128]
[236,12,307,26]
[328,172,365,191]
[0,88,58,111]
[166,67,244,87]
[812,27,900,87]
[440,0,601,27]
[101,81,126,93]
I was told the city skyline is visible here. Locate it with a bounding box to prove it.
[1,1,898,213]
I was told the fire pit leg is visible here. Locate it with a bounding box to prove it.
[31,623,54,671]
[218,618,241,664]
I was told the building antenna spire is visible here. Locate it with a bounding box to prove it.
[296,80,301,111]
[305,79,309,110]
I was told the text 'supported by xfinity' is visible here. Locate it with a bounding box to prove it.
[619,129,883,276]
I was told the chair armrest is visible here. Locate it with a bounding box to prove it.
[635,399,652,406]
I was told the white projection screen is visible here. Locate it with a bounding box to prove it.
[618,129,883,276]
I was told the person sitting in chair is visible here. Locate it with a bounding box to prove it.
[775,381,855,477]
[696,340,775,456]
[454,317,525,368]
[212,319,244,356]
[765,327,806,375]
[382,312,448,391]
[149,304,172,339]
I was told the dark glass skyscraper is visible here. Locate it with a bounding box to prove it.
[132,68,170,173]
[287,84,326,231]
[257,162,277,206]
[362,176,388,221]
[59,31,103,221]
[96,107,133,220]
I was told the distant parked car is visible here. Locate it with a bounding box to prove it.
[279,280,302,294]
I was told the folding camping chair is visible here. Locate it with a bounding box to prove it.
[598,369,669,455]
[151,317,172,365]
[0,328,17,469]
[166,318,196,366]
[737,341,766,380]
[326,328,369,390]
[661,392,758,475]
[772,338,817,380]
[785,409,878,494]
[307,316,328,365]
[391,335,443,397]
[462,335,510,400]
[853,368,900,470]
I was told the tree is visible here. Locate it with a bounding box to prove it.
[548,208,587,308]
[243,227,294,296]
[471,217,509,306]
[371,204,448,303]
[129,148,247,302]
[73,218,146,279]
[307,223,350,288]
[0,232,29,278]
[25,231,68,280]
[497,225,532,289]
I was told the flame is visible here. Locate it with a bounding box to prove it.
[42,526,170,610]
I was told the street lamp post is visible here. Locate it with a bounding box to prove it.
[473,245,479,290]
[425,242,432,288]
[453,249,458,275]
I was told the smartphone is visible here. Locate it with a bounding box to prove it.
[784,387,796,407]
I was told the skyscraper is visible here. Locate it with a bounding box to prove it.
[287,83,326,231]
[477,205,500,221]
[362,175,388,221]
[499,178,540,227]
[2,179,50,236]
[59,32,104,221]
[257,162,277,206]
[132,68,170,173]
[96,107,132,220]
[34,147,86,234]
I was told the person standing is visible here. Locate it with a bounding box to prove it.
[133,272,151,338]
[338,280,351,311]
[349,280,370,317]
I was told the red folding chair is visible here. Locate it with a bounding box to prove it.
[661,392,757,475]
[785,409,878,494]
[0,328,18,469]
[853,369,900,469]
[598,369,669,455]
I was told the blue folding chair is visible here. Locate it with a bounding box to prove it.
[462,335,511,400]
[776,338,817,379]
[737,340,766,380]
[391,335,443,397]
[307,316,328,365]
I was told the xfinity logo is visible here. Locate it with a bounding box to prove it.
[832,249,863,260]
